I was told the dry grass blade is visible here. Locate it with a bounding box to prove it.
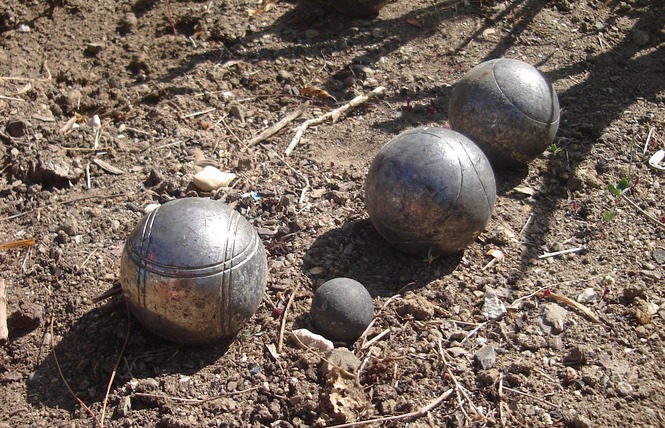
[0,279,8,343]
[100,301,131,427]
[0,238,36,250]
[330,388,454,427]
[50,316,101,427]
[277,284,299,353]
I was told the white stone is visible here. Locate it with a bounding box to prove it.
[192,166,236,191]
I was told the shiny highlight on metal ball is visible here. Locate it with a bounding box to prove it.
[449,58,560,168]
[120,198,267,345]
[364,126,496,257]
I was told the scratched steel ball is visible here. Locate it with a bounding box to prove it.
[310,278,374,342]
[449,58,560,168]
[120,198,267,345]
[364,126,496,257]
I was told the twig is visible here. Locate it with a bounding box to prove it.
[621,194,665,231]
[50,316,100,426]
[643,127,655,155]
[460,321,487,344]
[507,285,550,310]
[269,148,311,204]
[538,246,585,259]
[215,116,244,147]
[277,284,299,353]
[519,213,534,236]
[93,285,123,303]
[502,386,557,408]
[0,95,24,101]
[132,385,261,405]
[285,86,386,156]
[543,290,601,324]
[330,388,454,428]
[165,0,177,36]
[360,328,390,350]
[181,107,216,119]
[247,102,309,147]
[100,301,131,427]
[1,192,131,222]
[0,279,8,343]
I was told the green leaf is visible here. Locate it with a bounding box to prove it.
[603,209,617,222]
[617,178,629,190]
[608,184,622,196]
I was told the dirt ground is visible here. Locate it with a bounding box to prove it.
[1,0,664,426]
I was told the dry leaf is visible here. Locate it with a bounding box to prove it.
[93,158,125,175]
[405,17,423,28]
[325,366,369,423]
[250,0,278,17]
[487,248,505,261]
[0,238,36,250]
[300,86,336,102]
[193,147,206,163]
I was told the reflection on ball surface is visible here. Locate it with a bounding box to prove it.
[449,58,560,168]
[310,278,374,342]
[364,126,496,257]
[120,198,267,345]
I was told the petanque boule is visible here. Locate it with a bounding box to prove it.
[310,277,374,343]
[364,126,496,257]
[449,58,560,169]
[120,197,267,345]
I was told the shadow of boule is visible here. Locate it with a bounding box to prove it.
[26,302,232,414]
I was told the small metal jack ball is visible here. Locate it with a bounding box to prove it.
[310,278,374,343]
[449,58,560,168]
[364,126,496,257]
[120,198,267,345]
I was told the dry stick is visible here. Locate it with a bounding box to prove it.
[132,385,262,405]
[0,95,24,101]
[216,116,245,147]
[642,127,655,155]
[285,86,386,156]
[0,238,36,250]
[100,301,131,428]
[165,0,177,36]
[277,284,299,353]
[544,290,601,324]
[538,246,585,259]
[181,107,216,119]
[1,192,131,222]
[502,386,557,408]
[621,194,665,231]
[50,316,101,426]
[246,102,309,147]
[331,388,454,428]
[460,321,487,344]
[0,279,8,343]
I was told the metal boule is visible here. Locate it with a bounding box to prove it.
[449,58,560,168]
[364,126,496,257]
[120,197,267,345]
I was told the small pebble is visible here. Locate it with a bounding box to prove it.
[474,344,496,370]
[631,29,649,46]
[616,381,633,397]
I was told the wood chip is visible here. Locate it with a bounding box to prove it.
[93,158,125,175]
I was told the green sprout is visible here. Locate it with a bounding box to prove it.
[548,143,562,155]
